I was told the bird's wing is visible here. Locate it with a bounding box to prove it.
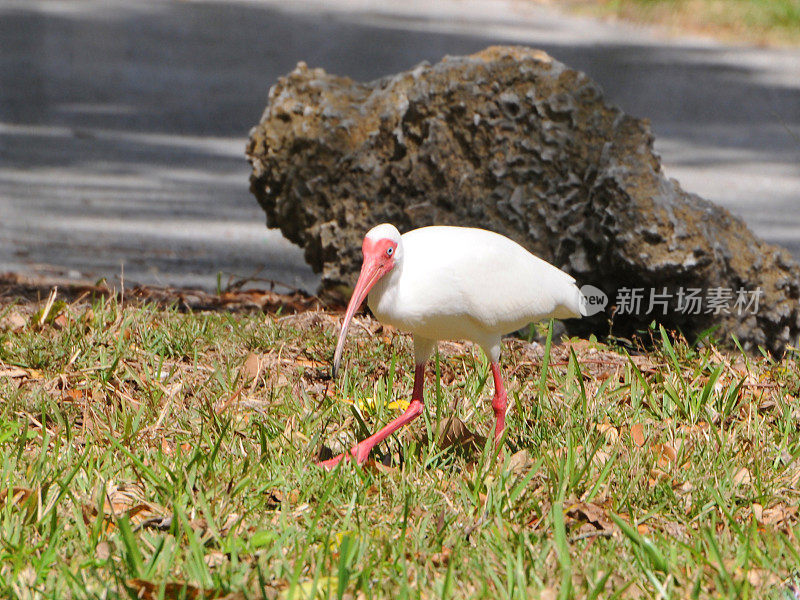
[400,226,584,330]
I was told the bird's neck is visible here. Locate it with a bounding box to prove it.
[368,259,402,309]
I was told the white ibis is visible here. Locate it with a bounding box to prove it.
[319,223,586,468]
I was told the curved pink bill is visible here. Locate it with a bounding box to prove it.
[331,257,383,378]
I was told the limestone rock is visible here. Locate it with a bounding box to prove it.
[246,46,800,353]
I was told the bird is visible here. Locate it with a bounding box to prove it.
[318,223,586,469]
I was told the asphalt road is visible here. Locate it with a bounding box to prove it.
[1,0,798,293]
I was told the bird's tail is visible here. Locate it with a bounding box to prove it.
[554,282,588,320]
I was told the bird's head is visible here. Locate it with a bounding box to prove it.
[332,223,402,378]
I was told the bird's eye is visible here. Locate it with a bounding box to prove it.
[386,247,394,256]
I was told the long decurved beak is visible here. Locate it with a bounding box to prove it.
[332,257,383,378]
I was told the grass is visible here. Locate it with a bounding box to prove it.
[559,0,800,46]
[1,288,800,598]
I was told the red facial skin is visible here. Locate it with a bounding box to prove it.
[331,237,398,378]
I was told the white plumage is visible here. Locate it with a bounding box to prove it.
[367,225,586,363]
[320,222,586,468]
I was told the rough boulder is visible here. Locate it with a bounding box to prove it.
[246,46,800,353]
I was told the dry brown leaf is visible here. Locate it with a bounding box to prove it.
[125,579,225,600]
[648,468,671,487]
[588,449,611,469]
[507,448,535,473]
[364,459,398,475]
[758,399,777,412]
[595,421,619,444]
[733,467,751,486]
[295,356,326,369]
[86,481,168,532]
[0,487,38,521]
[435,509,446,534]
[0,367,29,379]
[95,541,112,561]
[62,388,89,402]
[430,547,451,567]
[660,521,688,540]
[0,309,27,331]
[761,503,797,528]
[241,353,262,383]
[435,416,486,451]
[567,501,613,532]
[53,312,69,329]
[752,503,763,522]
[652,443,677,468]
[104,481,146,515]
[631,423,645,447]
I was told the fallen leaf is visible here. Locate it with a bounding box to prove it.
[567,501,614,532]
[95,541,112,561]
[0,309,27,331]
[86,480,168,533]
[631,423,645,447]
[733,467,751,486]
[592,449,611,468]
[364,459,398,474]
[435,509,446,534]
[355,396,376,410]
[241,353,262,383]
[595,421,619,444]
[430,547,451,567]
[62,388,89,402]
[747,569,763,588]
[296,356,326,369]
[0,487,38,521]
[0,367,28,379]
[53,312,69,329]
[752,503,763,522]
[507,448,535,473]
[761,503,797,528]
[126,578,220,600]
[435,416,486,451]
[660,521,688,540]
[651,443,677,468]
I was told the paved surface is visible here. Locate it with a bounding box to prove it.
[1,0,798,293]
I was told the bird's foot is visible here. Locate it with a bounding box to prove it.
[317,453,348,470]
[316,444,373,470]
[317,400,424,470]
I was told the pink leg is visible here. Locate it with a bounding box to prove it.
[318,363,426,469]
[490,362,508,444]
